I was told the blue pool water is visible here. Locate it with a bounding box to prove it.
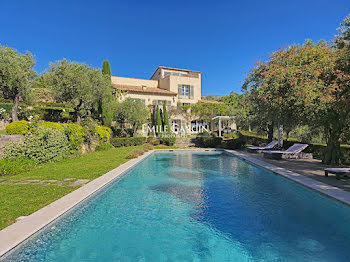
[3,151,350,261]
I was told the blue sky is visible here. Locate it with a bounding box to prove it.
[1,0,349,95]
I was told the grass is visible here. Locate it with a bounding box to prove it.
[14,146,142,181]
[0,146,142,230]
[0,185,73,229]
[154,145,179,149]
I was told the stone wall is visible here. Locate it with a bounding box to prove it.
[0,134,24,148]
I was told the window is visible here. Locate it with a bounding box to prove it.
[153,100,171,105]
[182,85,189,98]
[178,85,194,99]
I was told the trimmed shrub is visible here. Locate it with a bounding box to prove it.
[110,137,146,147]
[148,137,160,146]
[126,149,145,159]
[95,126,112,143]
[6,120,29,135]
[196,134,222,148]
[3,127,70,163]
[0,158,36,176]
[222,138,245,149]
[95,143,113,151]
[38,121,64,131]
[159,133,176,146]
[63,123,85,150]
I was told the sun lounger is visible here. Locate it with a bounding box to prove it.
[247,140,279,153]
[262,143,310,159]
[325,168,350,180]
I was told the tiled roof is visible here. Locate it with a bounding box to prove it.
[199,99,223,104]
[113,84,177,96]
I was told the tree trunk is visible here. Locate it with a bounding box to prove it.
[323,126,342,165]
[277,122,283,147]
[11,95,20,122]
[74,100,83,124]
[267,123,274,142]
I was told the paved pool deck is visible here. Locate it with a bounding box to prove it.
[240,150,350,192]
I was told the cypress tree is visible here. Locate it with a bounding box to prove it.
[101,60,113,127]
[102,60,111,76]
[163,103,170,133]
[156,105,162,134]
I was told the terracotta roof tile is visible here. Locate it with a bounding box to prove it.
[113,84,177,96]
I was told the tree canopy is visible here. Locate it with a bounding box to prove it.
[44,59,112,124]
[0,45,36,121]
[243,40,350,164]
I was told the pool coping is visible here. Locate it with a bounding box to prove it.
[0,150,156,258]
[224,150,350,207]
[1,148,350,258]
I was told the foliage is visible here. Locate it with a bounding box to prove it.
[63,123,85,150]
[156,105,162,133]
[114,99,149,136]
[0,45,37,121]
[163,104,170,132]
[43,59,112,124]
[125,149,145,159]
[147,137,160,145]
[0,158,36,176]
[38,121,64,131]
[222,138,245,149]
[242,41,350,164]
[191,102,228,121]
[335,14,350,49]
[31,75,46,89]
[3,127,70,163]
[143,143,154,151]
[196,133,222,148]
[159,133,176,146]
[95,143,113,151]
[95,125,112,143]
[5,120,29,135]
[110,137,146,147]
[102,60,111,76]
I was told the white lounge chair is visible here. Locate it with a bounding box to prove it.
[263,143,309,159]
[325,168,350,180]
[247,140,279,153]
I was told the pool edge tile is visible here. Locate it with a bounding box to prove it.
[224,149,350,207]
[0,150,155,258]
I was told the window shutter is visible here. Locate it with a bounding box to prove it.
[190,85,194,99]
[178,85,183,98]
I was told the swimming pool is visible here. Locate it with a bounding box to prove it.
[2,151,350,261]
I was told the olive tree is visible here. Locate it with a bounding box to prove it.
[0,45,36,121]
[44,59,112,124]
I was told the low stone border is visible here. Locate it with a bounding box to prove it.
[224,150,350,206]
[0,150,155,258]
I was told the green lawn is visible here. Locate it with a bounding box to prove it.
[0,146,142,230]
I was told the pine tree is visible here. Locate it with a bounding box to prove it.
[163,104,170,133]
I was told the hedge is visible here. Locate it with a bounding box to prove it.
[5,120,29,135]
[110,137,146,147]
[0,102,74,122]
[196,136,223,148]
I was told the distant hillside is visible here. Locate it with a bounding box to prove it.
[201,94,224,100]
